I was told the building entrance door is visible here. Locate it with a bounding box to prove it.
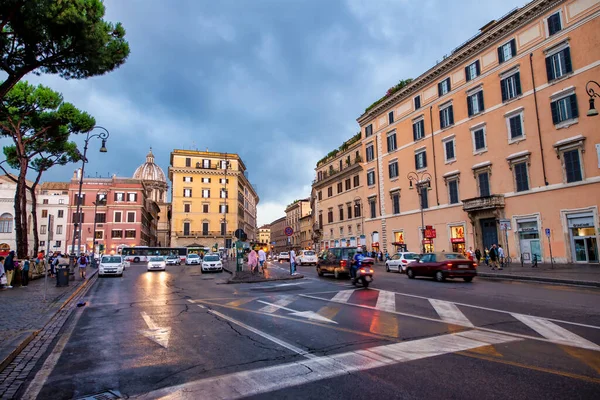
[480,218,498,251]
[574,237,598,263]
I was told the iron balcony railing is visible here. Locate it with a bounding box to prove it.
[174,231,234,238]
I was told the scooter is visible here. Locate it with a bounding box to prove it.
[351,257,375,288]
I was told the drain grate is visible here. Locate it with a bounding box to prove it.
[76,389,122,400]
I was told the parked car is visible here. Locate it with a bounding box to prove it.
[186,253,201,265]
[405,252,477,282]
[278,252,290,262]
[296,250,318,266]
[166,255,180,265]
[385,252,419,273]
[99,255,125,277]
[202,253,223,272]
[147,256,166,271]
[316,247,375,279]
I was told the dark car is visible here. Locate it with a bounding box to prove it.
[406,252,477,282]
[316,247,374,279]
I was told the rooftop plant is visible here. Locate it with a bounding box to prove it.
[364,78,413,114]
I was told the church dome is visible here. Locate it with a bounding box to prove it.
[133,148,166,183]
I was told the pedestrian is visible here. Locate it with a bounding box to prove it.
[258,248,267,273]
[498,245,505,268]
[467,247,474,261]
[475,248,482,263]
[4,250,15,288]
[489,244,500,270]
[385,251,389,261]
[0,256,6,289]
[21,256,30,286]
[50,254,59,277]
[484,247,490,266]
[78,253,88,279]
[290,249,297,275]
[248,248,258,273]
[379,251,383,262]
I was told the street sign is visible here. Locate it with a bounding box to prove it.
[424,228,436,239]
[545,228,551,237]
[499,219,511,231]
[284,227,294,236]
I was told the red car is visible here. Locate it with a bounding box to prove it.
[406,252,477,282]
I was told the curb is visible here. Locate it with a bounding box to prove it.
[0,270,98,373]
[477,272,600,288]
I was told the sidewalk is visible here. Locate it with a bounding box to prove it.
[0,266,97,372]
[223,261,304,283]
[476,262,600,287]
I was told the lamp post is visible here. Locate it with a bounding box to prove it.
[407,171,432,254]
[69,126,110,276]
[586,80,599,117]
[91,190,108,268]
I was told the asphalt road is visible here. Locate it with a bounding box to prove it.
[18,261,600,399]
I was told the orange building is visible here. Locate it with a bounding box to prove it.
[357,0,600,264]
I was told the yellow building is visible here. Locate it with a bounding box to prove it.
[258,226,271,245]
[169,150,259,250]
[285,198,311,251]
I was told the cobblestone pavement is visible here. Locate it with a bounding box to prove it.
[0,267,97,399]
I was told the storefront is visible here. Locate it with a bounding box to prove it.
[422,239,434,253]
[371,232,380,253]
[567,213,598,263]
[516,218,542,262]
[350,237,356,247]
[449,225,466,254]
[392,231,407,253]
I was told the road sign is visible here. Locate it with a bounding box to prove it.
[424,228,436,239]
[284,227,294,236]
[499,219,511,231]
[545,228,551,237]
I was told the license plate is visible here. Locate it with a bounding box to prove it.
[458,265,469,269]
[153,264,162,267]
[365,276,373,282]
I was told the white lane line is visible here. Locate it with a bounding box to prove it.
[330,289,355,303]
[375,290,396,313]
[258,296,295,313]
[429,299,474,328]
[511,314,600,351]
[138,330,520,399]
[208,309,317,359]
[256,301,338,324]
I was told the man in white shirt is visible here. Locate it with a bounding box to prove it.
[289,249,296,275]
[498,245,505,268]
[258,248,266,273]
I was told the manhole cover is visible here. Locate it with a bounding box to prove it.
[76,390,122,399]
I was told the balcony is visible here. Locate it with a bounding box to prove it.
[312,157,362,187]
[313,222,321,232]
[174,231,233,238]
[462,195,505,213]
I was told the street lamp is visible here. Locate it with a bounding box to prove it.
[91,190,108,268]
[586,80,599,117]
[407,171,432,254]
[70,126,110,276]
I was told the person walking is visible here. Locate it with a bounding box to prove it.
[489,244,501,270]
[4,250,15,288]
[21,256,30,286]
[289,249,297,275]
[257,248,267,273]
[467,247,474,261]
[248,248,258,274]
[475,248,482,263]
[78,253,88,279]
[498,245,505,268]
[0,256,6,289]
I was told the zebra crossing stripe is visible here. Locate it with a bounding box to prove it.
[258,296,295,313]
[375,290,396,312]
[330,290,355,303]
[428,299,475,328]
[226,298,257,307]
[511,314,600,351]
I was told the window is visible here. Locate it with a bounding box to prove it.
[507,113,524,140]
[125,230,136,238]
[39,241,45,247]
[339,207,344,221]
[501,72,522,101]
[57,210,64,218]
[546,47,572,81]
[345,178,351,191]
[366,144,375,162]
[387,132,397,152]
[478,172,491,197]
[413,119,425,140]
[184,176,193,183]
[547,12,562,36]
[467,91,484,117]
[202,159,211,168]
[354,201,362,218]
[112,229,122,239]
[551,93,578,125]
[337,182,343,194]
[95,231,103,240]
[127,192,137,202]
[448,179,459,204]
[443,138,455,162]
[55,240,61,248]
[202,222,209,235]
[185,157,191,167]
[388,111,394,124]
[220,189,228,198]
[438,78,451,96]
[353,175,360,187]
[514,162,529,192]
[465,60,480,81]
[184,188,192,197]
[41,209,48,218]
[365,124,373,137]
[388,160,399,179]
[202,177,211,183]
[202,189,210,198]
[328,187,333,197]
[339,227,344,236]
[40,225,47,234]
[184,203,191,213]
[220,178,229,184]
[563,149,583,183]
[318,191,322,200]
[367,170,376,186]
[391,192,400,214]
[420,186,429,209]
[114,211,122,223]
[74,193,85,206]
[347,204,353,219]
[42,199,49,205]
[0,213,12,233]
[472,127,487,152]
[56,225,63,234]
[439,105,454,129]
[95,213,106,223]
[220,160,228,169]
[415,150,427,170]
[328,209,333,223]
[220,222,226,236]
[498,39,516,63]
[369,198,377,218]
[114,192,124,202]
[414,95,421,110]
[127,212,135,223]
[72,212,84,223]
[203,204,209,213]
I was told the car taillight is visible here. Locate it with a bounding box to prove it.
[340,260,347,268]
[446,263,453,269]
[473,263,478,268]
[359,268,366,273]
[402,260,407,263]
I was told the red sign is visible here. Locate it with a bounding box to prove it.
[372,242,380,247]
[424,228,436,239]
[450,238,465,243]
[422,239,433,244]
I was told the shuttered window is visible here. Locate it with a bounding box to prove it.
[413,119,425,140]
[497,39,516,63]
[548,13,562,36]
[467,91,485,117]
[546,47,572,81]
[500,72,522,102]
[550,94,578,125]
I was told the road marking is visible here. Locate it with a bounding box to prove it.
[258,296,295,313]
[207,309,317,359]
[370,311,399,338]
[139,312,171,348]
[511,314,600,351]
[257,300,338,324]
[330,289,355,303]
[226,297,257,307]
[138,329,520,399]
[429,299,474,328]
[375,290,396,312]
[315,304,342,322]
[560,345,600,375]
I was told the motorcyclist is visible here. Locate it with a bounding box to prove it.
[351,247,365,280]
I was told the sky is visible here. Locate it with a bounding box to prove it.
[1,0,525,226]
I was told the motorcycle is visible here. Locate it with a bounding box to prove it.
[351,257,375,288]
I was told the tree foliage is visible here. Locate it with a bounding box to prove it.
[0,0,130,99]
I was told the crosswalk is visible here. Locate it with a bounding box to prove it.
[192,288,600,352]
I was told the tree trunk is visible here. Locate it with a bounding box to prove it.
[0,73,24,101]
[29,171,44,257]
[15,158,29,258]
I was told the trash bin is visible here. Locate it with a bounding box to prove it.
[56,266,69,287]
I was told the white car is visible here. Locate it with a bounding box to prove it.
[166,255,180,265]
[186,253,201,265]
[202,253,223,272]
[147,256,166,271]
[99,255,125,277]
[297,250,317,266]
[385,252,419,273]
[278,252,290,262]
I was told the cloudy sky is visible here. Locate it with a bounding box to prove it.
[2,0,524,226]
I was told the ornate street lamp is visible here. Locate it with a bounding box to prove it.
[91,190,108,268]
[586,80,599,117]
[407,171,432,254]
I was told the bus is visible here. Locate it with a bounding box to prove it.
[120,247,188,263]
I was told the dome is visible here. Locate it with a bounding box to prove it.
[133,148,167,183]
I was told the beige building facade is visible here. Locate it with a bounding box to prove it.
[270,216,288,254]
[258,226,271,246]
[357,0,600,264]
[285,198,311,250]
[299,214,313,250]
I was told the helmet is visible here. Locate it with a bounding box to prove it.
[356,247,363,253]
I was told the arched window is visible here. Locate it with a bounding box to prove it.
[0,213,13,233]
